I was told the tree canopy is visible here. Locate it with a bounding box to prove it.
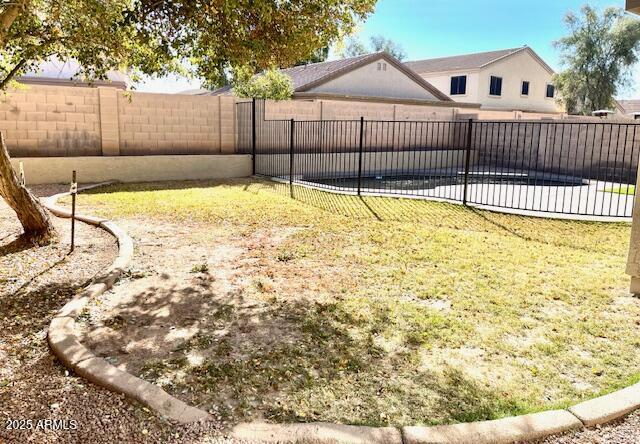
[369,35,407,61]
[295,47,330,66]
[232,67,294,100]
[554,5,640,115]
[340,34,407,60]
[0,0,377,89]
[0,0,376,241]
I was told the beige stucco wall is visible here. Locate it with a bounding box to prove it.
[0,85,237,157]
[11,155,251,185]
[478,50,561,113]
[418,51,563,113]
[308,57,440,100]
[419,71,481,104]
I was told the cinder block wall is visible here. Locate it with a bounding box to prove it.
[260,100,467,152]
[476,121,640,181]
[263,99,459,121]
[118,93,236,155]
[0,85,102,156]
[0,85,236,157]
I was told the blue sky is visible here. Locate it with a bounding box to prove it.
[135,0,640,98]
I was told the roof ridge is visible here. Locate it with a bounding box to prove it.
[282,52,381,72]
[478,47,527,68]
[404,46,555,75]
[406,47,523,64]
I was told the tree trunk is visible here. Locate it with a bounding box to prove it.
[0,131,56,243]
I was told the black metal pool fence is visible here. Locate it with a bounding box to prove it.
[237,99,640,218]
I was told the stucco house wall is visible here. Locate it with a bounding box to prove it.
[420,71,481,105]
[477,50,560,113]
[417,50,562,113]
[308,58,440,101]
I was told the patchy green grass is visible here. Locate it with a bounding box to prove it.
[603,185,636,195]
[69,179,640,427]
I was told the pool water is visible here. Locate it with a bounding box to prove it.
[308,174,582,191]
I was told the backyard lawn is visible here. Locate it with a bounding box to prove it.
[65,179,639,427]
[604,185,636,195]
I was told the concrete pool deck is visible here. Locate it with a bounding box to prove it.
[278,177,635,222]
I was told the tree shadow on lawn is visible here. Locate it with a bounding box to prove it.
[90,276,529,427]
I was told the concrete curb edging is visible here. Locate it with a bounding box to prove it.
[40,182,640,442]
[44,183,211,424]
[401,410,583,444]
[568,383,640,427]
[230,422,403,444]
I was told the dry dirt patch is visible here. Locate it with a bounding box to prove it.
[76,218,315,423]
[63,180,640,430]
[0,186,237,443]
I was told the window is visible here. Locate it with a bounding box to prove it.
[489,76,502,96]
[377,62,387,71]
[450,75,467,95]
[546,84,555,98]
[521,81,530,96]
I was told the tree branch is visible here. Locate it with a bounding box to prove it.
[0,58,26,89]
[0,1,25,48]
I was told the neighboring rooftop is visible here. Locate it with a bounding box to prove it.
[406,46,553,75]
[16,58,129,89]
[618,99,640,114]
[279,53,379,90]
[178,88,214,96]
[196,52,452,101]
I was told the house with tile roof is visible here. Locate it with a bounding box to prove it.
[406,46,563,113]
[197,52,475,107]
[616,99,640,118]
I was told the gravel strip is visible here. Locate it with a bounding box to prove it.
[530,410,640,444]
[0,186,240,443]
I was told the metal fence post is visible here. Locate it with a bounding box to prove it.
[463,118,473,205]
[251,98,256,175]
[70,170,77,253]
[289,118,294,198]
[357,116,364,196]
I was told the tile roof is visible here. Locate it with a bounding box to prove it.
[279,53,375,90]
[206,52,451,101]
[618,99,640,114]
[405,47,527,74]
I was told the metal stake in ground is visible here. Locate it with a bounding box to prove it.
[70,170,77,253]
[18,161,25,186]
